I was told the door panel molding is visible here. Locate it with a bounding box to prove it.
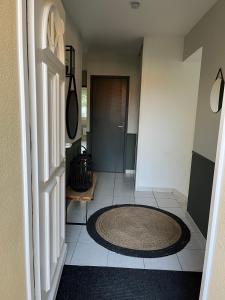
[42,48,65,76]
[59,80,66,162]
[42,57,65,182]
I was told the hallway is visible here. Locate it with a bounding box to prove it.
[65,173,205,272]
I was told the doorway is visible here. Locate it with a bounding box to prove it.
[18,0,225,299]
[90,76,129,172]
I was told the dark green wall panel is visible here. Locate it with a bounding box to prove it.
[125,134,137,170]
[187,151,215,238]
[86,132,137,171]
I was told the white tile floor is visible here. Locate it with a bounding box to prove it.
[65,172,206,272]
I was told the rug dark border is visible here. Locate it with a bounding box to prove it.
[87,204,191,258]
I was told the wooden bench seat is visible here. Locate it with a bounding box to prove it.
[65,174,97,225]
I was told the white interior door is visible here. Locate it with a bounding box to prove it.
[28,1,66,299]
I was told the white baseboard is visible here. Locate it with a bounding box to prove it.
[153,187,174,193]
[173,189,188,203]
[135,186,153,192]
[135,186,188,202]
[125,169,135,175]
[185,211,206,247]
[135,186,173,192]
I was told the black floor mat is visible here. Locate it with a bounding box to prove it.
[56,265,202,300]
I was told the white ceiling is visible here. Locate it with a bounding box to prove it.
[62,0,217,54]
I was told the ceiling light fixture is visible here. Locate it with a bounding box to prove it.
[130,1,141,9]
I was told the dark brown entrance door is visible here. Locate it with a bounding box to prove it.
[91,76,129,172]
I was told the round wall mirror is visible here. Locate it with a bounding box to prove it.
[66,76,79,139]
[210,69,224,113]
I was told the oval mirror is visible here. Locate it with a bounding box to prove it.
[66,76,79,139]
[210,70,224,113]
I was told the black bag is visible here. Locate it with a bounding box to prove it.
[69,147,93,192]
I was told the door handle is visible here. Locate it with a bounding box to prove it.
[117,125,124,128]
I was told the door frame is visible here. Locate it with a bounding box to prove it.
[200,92,225,299]
[90,75,130,172]
[17,0,35,299]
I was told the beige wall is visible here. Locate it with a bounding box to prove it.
[64,14,83,142]
[184,0,225,162]
[85,51,141,134]
[136,37,201,196]
[0,1,26,299]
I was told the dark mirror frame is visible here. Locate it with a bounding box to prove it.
[210,68,224,113]
[66,75,79,139]
[65,45,79,139]
[65,45,75,77]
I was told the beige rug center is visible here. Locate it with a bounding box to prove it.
[96,206,182,251]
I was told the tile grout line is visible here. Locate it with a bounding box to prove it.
[106,250,110,267]
[152,192,159,208]
[176,253,183,271]
[142,258,146,269]
[152,194,187,272]
[112,172,116,204]
[67,226,83,265]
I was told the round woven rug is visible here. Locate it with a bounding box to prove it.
[87,204,190,258]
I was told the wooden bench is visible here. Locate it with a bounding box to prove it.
[66,174,97,225]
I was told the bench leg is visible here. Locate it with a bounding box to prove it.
[66,201,88,226]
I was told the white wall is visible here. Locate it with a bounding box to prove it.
[64,14,83,142]
[85,52,141,133]
[136,37,202,196]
